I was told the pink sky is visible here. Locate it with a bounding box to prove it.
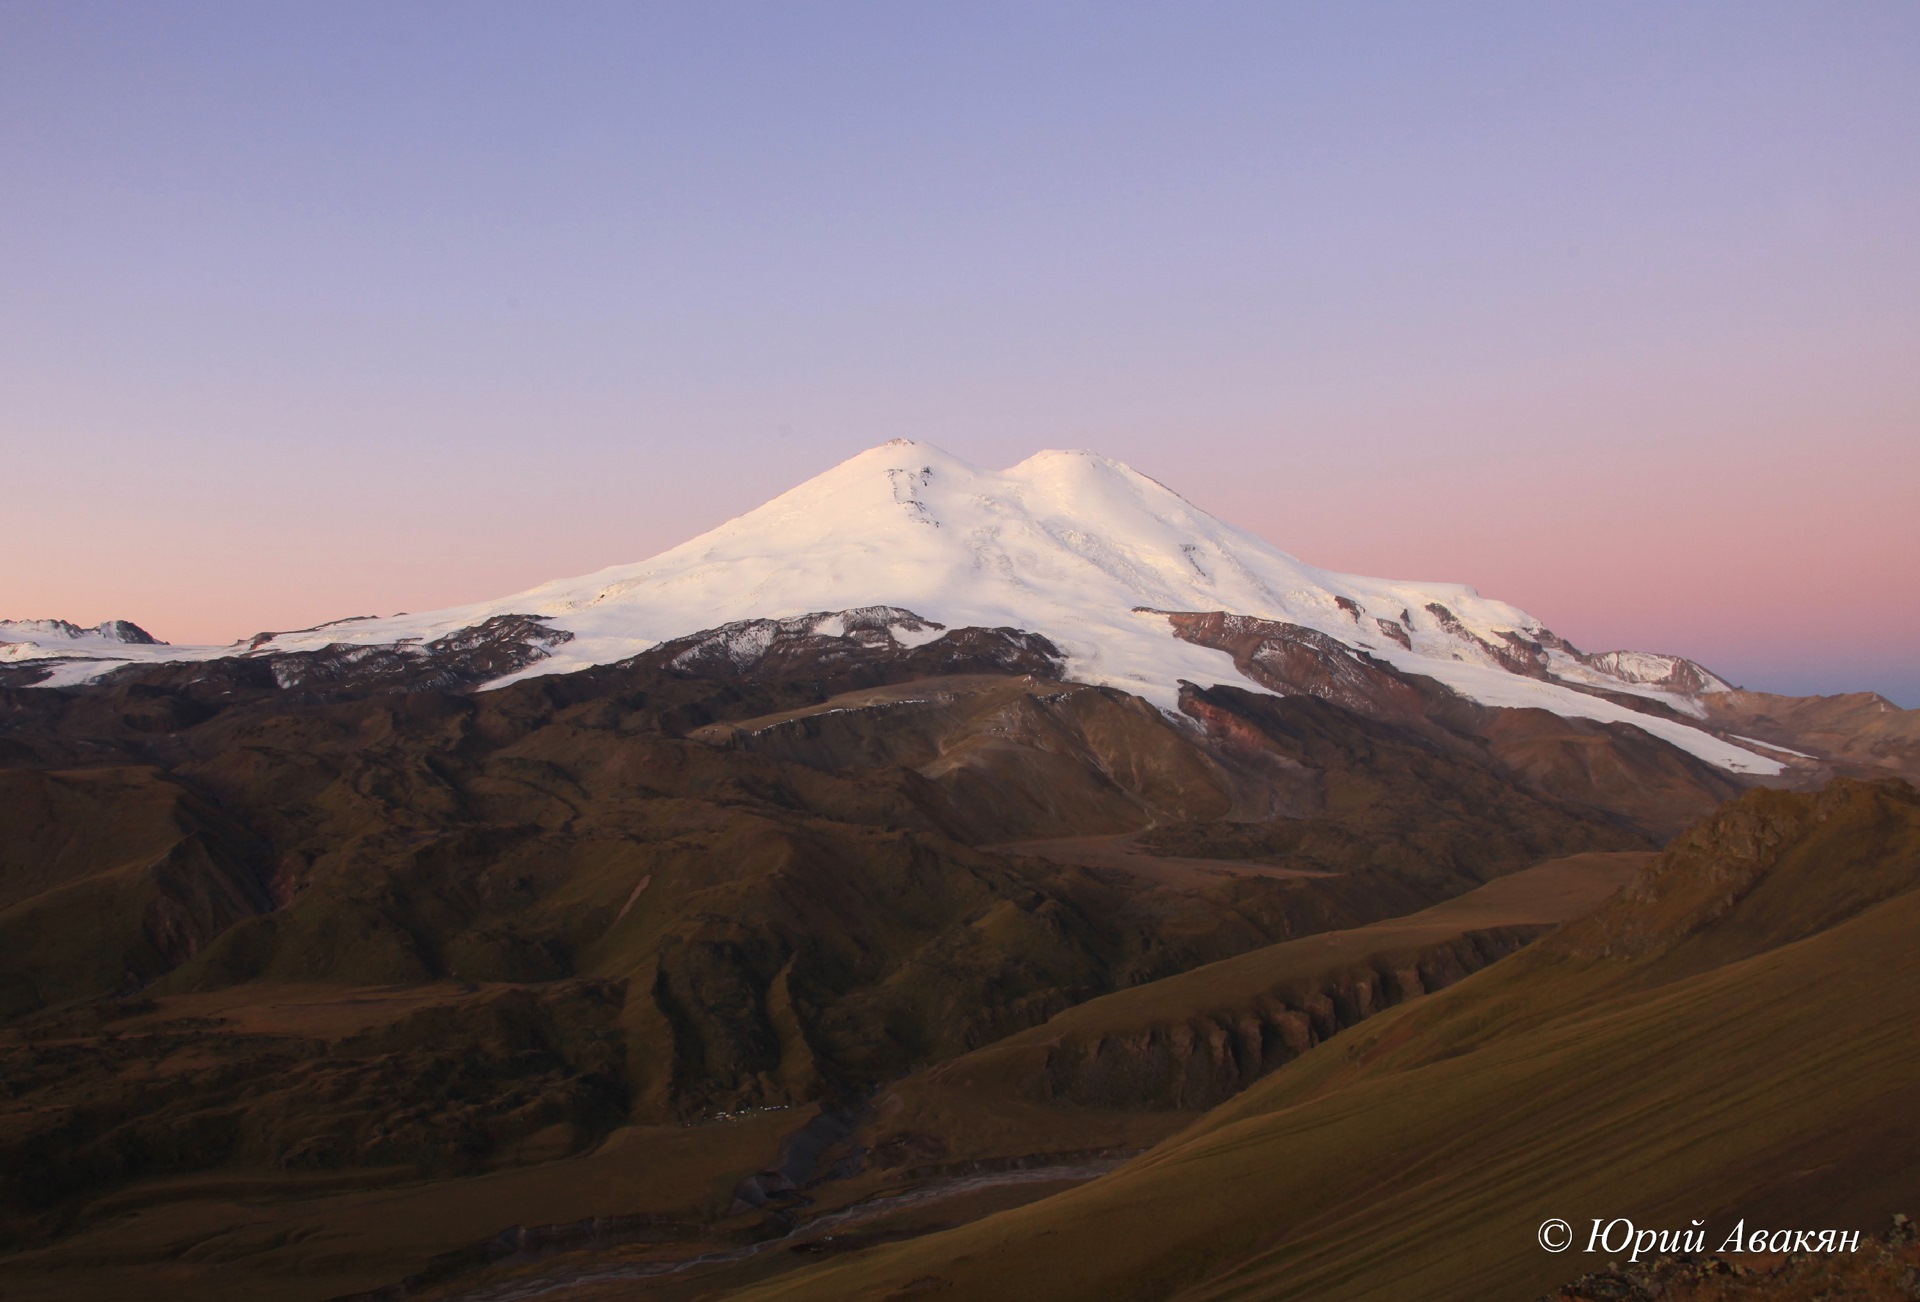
[4,5,1916,703]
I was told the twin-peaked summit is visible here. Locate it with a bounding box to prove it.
[4,440,1776,772]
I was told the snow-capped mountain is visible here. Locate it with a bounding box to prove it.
[0,618,161,652]
[3,440,1778,772]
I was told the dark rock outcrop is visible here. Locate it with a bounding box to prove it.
[1157,610,1429,719]
[637,607,1062,686]
[1033,927,1540,1110]
[262,613,575,695]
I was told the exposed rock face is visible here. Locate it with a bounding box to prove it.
[1154,609,1758,829]
[1426,602,1565,679]
[1163,637,1747,842]
[1459,619,1731,698]
[1032,928,1539,1110]
[263,613,574,695]
[99,619,160,644]
[1157,610,1430,718]
[0,614,573,697]
[635,607,1062,686]
[1582,648,1731,695]
[1,620,163,680]
[1153,602,1891,836]
[1493,629,1553,678]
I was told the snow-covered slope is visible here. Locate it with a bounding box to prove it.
[4,441,1778,773]
[0,618,160,655]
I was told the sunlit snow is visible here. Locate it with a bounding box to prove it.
[3,441,1782,774]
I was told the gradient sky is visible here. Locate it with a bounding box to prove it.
[4,2,1916,703]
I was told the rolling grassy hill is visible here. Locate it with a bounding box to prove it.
[730,778,1920,1302]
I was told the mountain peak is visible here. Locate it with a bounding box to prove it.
[1,446,1780,775]
[0,618,163,649]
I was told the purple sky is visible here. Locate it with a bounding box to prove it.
[4,2,1917,703]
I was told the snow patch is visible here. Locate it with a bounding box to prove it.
[1730,734,1817,760]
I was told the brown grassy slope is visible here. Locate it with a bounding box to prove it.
[0,1109,799,1302]
[0,768,269,1018]
[688,675,1259,839]
[1470,705,1747,839]
[0,851,1647,1302]
[731,778,1920,1302]
[1146,686,1653,876]
[1702,689,1920,782]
